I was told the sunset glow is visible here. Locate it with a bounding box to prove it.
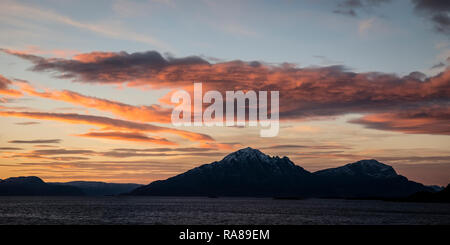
[0,0,449,186]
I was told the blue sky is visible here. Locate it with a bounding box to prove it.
[0,0,447,76]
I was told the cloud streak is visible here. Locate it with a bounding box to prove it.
[412,0,450,35]
[0,1,173,51]
[17,82,172,123]
[8,139,61,144]
[350,104,450,135]
[0,75,22,97]
[76,131,177,145]
[0,110,213,143]
[333,0,391,17]
[2,49,450,135]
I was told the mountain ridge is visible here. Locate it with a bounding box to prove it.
[0,176,84,196]
[50,181,142,196]
[314,159,398,179]
[130,147,320,197]
[0,177,142,196]
[129,147,435,198]
[0,147,441,198]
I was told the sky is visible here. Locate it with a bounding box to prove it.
[0,0,449,185]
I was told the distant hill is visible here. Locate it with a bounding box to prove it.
[314,159,434,198]
[402,184,450,203]
[128,147,435,198]
[0,148,441,198]
[0,176,84,196]
[0,177,142,196]
[52,181,142,196]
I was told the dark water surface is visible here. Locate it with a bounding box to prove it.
[0,196,448,225]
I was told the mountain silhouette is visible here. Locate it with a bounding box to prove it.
[402,184,450,203]
[129,147,434,198]
[0,176,84,196]
[51,181,142,196]
[0,148,438,198]
[0,177,142,196]
[315,159,398,178]
[314,159,433,197]
[130,147,322,197]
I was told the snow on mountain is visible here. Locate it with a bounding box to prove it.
[126,148,435,198]
[315,159,398,179]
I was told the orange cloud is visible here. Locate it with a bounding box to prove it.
[17,82,172,123]
[0,75,22,97]
[350,105,450,135]
[6,46,79,58]
[3,49,450,135]
[0,110,214,142]
[76,131,178,145]
[198,142,242,150]
[73,51,118,63]
[3,148,94,161]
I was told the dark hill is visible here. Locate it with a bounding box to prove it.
[402,184,450,203]
[314,159,433,198]
[129,148,434,198]
[0,176,84,196]
[129,147,322,197]
[51,181,142,196]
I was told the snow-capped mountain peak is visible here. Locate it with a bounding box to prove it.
[315,159,398,178]
[130,148,433,197]
[222,147,270,163]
